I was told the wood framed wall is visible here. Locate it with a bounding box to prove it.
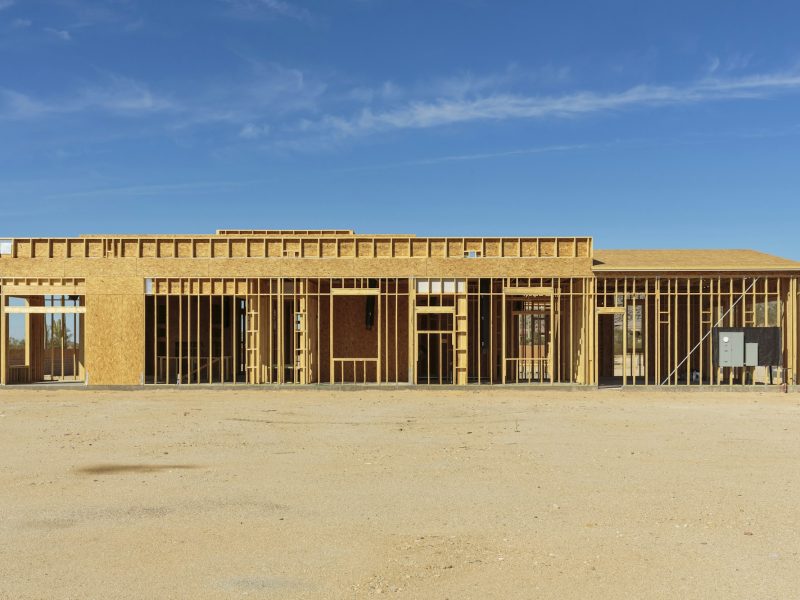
[0,292,85,385]
[2,235,593,261]
[497,278,594,385]
[143,275,593,386]
[0,233,596,385]
[145,277,410,385]
[595,274,799,386]
[2,271,795,388]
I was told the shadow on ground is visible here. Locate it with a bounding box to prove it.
[75,464,200,475]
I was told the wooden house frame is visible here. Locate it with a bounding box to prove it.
[0,231,798,387]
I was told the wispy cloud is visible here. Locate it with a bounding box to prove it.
[168,60,326,131]
[11,17,31,28]
[308,70,800,138]
[0,75,172,120]
[425,64,571,99]
[0,0,14,10]
[43,179,261,200]
[0,89,49,119]
[338,64,569,107]
[705,53,754,75]
[332,143,595,173]
[44,27,72,41]
[221,0,311,21]
[5,62,800,154]
[239,123,271,139]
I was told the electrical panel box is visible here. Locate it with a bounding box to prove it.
[745,343,759,367]
[719,332,744,367]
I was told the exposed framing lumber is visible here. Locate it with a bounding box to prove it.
[0,230,796,389]
[5,306,86,314]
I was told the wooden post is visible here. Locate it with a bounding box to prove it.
[456,284,468,385]
[187,288,192,385]
[166,294,170,384]
[232,291,237,384]
[0,292,5,385]
[148,291,156,385]
[686,278,690,385]
[644,278,649,386]
[567,278,578,383]
[622,279,627,386]
[178,289,183,384]
[549,290,554,384]
[377,280,382,384]
[329,283,334,384]
[408,278,415,384]
[790,278,798,384]
[220,291,225,383]
[208,288,212,384]
[501,286,506,384]
[60,295,65,381]
[196,288,200,384]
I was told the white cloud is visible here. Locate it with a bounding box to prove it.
[333,143,595,172]
[424,64,570,99]
[11,18,31,28]
[0,0,14,10]
[76,76,172,113]
[239,123,271,139]
[345,81,402,104]
[706,53,753,75]
[222,0,311,21]
[0,89,50,119]
[167,60,327,132]
[308,70,800,138]
[0,76,172,120]
[44,27,72,41]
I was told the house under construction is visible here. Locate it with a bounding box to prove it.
[1,230,799,388]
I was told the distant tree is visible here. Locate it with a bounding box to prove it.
[47,320,71,349]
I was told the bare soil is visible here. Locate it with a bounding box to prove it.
[0,387,798,599]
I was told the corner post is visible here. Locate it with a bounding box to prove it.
[0,291,6,385]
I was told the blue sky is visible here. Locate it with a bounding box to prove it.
[1,0,799,258]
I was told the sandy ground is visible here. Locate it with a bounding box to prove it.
[0,387,798,600]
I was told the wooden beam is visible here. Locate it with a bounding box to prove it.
[596,307,625,315]
[330,288,380,296]
[415,306,456,314]
[4,306,86,314]
[503,286,554,296]
[0,284,84,296]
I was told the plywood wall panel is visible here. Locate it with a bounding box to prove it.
[332,296,378,359]
[85,276,144,385]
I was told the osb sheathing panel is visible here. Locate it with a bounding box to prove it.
[0,256,594,279]
[85,293,144,385]
[85,277,144,385]
[593,249,800,272]
[85,277,143,295]
[331,296,378,359]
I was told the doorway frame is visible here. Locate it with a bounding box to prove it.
[414,305,455,385]
[329,287,381,384]
[502,286,554,384]
[595,306,627,386]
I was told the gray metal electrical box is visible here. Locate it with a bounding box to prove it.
[745,343,759,367]
[719,332,744,367]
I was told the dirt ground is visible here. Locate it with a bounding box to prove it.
[0,387,798,599]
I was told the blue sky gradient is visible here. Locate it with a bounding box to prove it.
[1,0,799,258]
